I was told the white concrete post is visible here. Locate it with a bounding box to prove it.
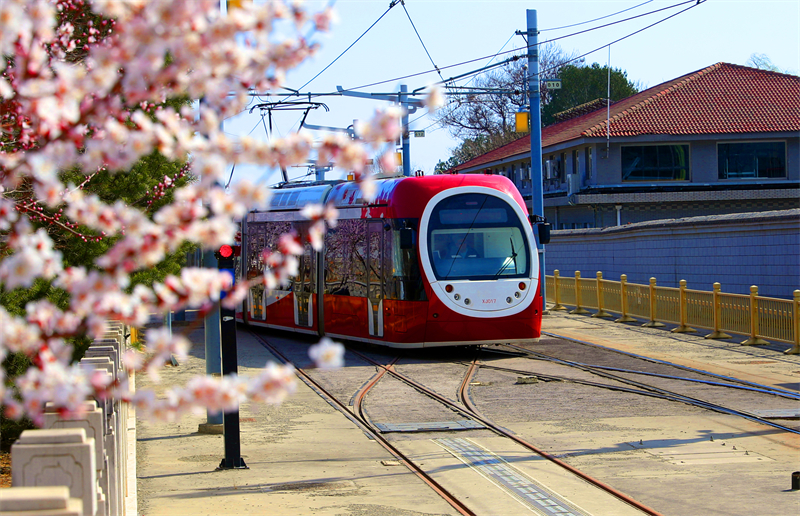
[0,486,83,515]
[11,428,97,516]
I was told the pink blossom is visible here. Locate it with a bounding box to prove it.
[307,220,325,251]
[379,151,398,173]
[247,362,297,404]
[122,350,145,372]
[308,338,345,370]
[0,0,443,425]
[423,85,446,110]
[356,107,403,144]
[277,232,304,256]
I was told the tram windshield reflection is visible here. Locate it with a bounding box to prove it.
[428,193,529,281]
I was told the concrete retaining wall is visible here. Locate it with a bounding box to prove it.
[544,209,800,299]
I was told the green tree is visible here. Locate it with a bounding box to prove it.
[434,43,589,168]
[541,63,640,126]
[435,43,581,147]
[434,133,524,173]
[1,2,195,444]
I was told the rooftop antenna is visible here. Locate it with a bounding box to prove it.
[606,45,611,157]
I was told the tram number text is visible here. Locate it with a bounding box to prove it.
[482,299,496,304]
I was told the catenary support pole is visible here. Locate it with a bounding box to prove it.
[401,84,411,177]
[527,10,546,311]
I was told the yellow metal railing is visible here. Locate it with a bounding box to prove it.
[547,270,800,355]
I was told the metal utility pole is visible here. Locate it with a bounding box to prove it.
[527,9,547,311]
[400,85,411,176]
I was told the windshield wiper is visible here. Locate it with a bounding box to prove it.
[494,238,517,277]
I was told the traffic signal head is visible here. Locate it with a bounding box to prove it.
[215,244,241,260]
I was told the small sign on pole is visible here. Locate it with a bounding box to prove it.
[413,130,425,138]
[544,79,562,90]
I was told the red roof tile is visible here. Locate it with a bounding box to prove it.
[450,63,800,172]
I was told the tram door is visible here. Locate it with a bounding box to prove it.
[367,221,384,337]
[293,242,314,328]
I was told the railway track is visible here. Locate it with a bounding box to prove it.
[348,347,664,516]
[247,326,799,515]
[251,329,669,515]
[251,331,478,516]
[483,344,800,435]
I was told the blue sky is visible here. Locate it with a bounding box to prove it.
[223,0,800,186]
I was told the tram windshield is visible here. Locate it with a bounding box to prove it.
[428,193,529,281]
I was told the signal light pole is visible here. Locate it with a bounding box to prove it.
[215,244,247,470]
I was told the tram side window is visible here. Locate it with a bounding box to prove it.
[250,221,292,284]
[292,221,316,293]
[351,224,367,297]
[324,219,367,297]
[386,221,426,301]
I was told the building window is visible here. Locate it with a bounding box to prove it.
[585,147,592,180]
[560,152,566,182]
[718,141,786,179]
[621,144,689,181]
[572,149,580,178]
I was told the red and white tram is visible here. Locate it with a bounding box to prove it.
[237,174,542,348]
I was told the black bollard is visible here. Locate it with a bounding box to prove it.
[792,471,800,491]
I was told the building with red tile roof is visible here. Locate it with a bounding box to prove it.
[447,63,799,229]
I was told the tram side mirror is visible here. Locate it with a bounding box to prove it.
[399,227,414,249]
[538,222,551,245]
[529,214,551,245]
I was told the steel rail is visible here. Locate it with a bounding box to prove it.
[348,348,664,516]
[457,355,481,416]
[543,330,800,390]
[351,360,396,430]
[250,331,477,516]
[471,359,793,422]
[497,345,800,435]
[484,346,800,399]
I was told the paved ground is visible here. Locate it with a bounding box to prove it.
[135,311,800,516]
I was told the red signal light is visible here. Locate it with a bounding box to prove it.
[218,245,235,258]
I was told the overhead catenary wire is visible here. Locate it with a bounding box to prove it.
[538,0,705,78]
[400,0,444,82]
[540,0,654,32]
[242,0,702,102]
[341,0,703,93]
[239,0,707,178]
[407,31,517,130]
[415,0,706,135]
[287,0,400,97]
